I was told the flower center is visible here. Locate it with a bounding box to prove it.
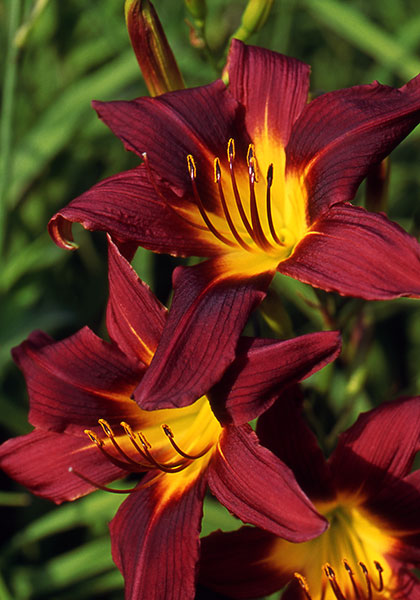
[184,138,307,262]
[69,397,221,494]
[269,502,395,600]
[295,558,385,600]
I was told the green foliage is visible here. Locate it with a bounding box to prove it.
[1,0,420,598]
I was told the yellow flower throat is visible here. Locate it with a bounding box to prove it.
[269,499,396,599]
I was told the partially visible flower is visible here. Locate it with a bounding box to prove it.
[0,239,341,600]
[48,40,420,412]
[200,389,420,599]
[125,0,185,95]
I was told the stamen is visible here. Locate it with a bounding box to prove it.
[99,418,114,437]
[227,138,254,239]
[246,144,259,182]
[162,424,212,460]
[227,137,235,162]
[247,144,272,250]
[323,564,346,600]
[374,561,384,592]
[84,429,103,447]
[84,421,194,477]
[99,419,145,469]
[187,154,235,247]
[120,421,157,467]
[137,432,193,473]
[359,562,373,600]
[294,573,313,600]
[138,432,152,450]
[297,559,385,600]
[343,559,362,599]
[266,163,283,245]
[142,152,206,231]
[213,157,251,251]
[85,426,148,471]
[68,467,138,495]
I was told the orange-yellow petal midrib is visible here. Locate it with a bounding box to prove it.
[264,502,396,600]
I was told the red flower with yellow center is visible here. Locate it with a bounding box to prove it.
[49,40,420,412]
[200,390,420,599]
[0,239,341,600]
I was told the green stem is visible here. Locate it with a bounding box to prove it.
[0,0,21,263]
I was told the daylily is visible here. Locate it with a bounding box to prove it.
[200,389,420,599]
[48,40,420,411]
[0,239,341,600]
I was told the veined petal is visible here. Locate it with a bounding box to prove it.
[134,260,271,410]
[48,165,219,256]
[257,387,334,502]
[392,572,420,599]
[0,430,127,503]
[208,425,327,541]
[210,331,341,425]
[329,396,420,502]
[287,74,420,220]
[279,203,420,299]
[362,469,420,540]
[227,39,310,150]
[12,328,143,434]
[92,81,241,207]
[107,237,166,363]
[200,527,287,599]
[110,470,206,600]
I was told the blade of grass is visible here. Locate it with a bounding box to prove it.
[301,0,420,80]
[12,538,115,595]
[0,0,21,262]
[8,490,124,552]
[9,50,139,209]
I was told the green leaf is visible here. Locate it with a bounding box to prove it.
[0,234,64,292]
[9,490,124,553]
[9,50,139,209]
[12,538,116,595]
[301,0,420,80]
[201,495,240,537]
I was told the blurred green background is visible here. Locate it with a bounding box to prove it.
[2,0,420,598]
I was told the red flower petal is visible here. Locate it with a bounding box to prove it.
[48,166,218,256]
[92,81,240,205]
[110,471,207,600]
[329,396,420,501]
[256,387,334,502]
[134,260,271,410]
[200,527,287,599]
[0,430,127,503]
[106,237,166,363]
[287,74,420,221]
[227,39,310,147]
[360,469,420,547]
[12,328,143,434]
[208,425,327,542]
[279,203,420,299]
[211,331,341,425]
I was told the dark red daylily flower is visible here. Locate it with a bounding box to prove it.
[0,239,341,600]
[48,39,420,411]
[200,389,420,599]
